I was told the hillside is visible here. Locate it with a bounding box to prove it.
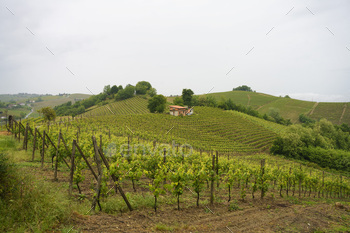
[31,94,90,117]
[82,96,150,117]
[80,106,283,153]
[200,91,350,125]
[0,93,90,120]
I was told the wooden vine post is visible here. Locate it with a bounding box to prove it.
[18,120,21,142]
[260,159,266,199]
[91,136,102,212]
[23,123,29,150]
[32,128,37,161]
[210,153,215,205]
[299,165,302,197]
[216,151,219,188]
[163,148,167,184]
[69,140,76,196]
[97,147,133,211]
[54,130,61,181]
[41,130,45,169]
[322,171,325,198]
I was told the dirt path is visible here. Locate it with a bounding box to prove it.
[247,94,251,106]
[71,200,348,232]
[308,102,319,116]
[339,104,347,124]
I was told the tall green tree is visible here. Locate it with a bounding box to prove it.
[135,81,152,95]
[148,95,167,113]
[232,85,253,92]
[147,88,157,97]
[38,107,56,121]
[116,85,135,100]
[182,89,194,107]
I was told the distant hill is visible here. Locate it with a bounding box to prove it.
[0,93,89,120]
[30,94,90,118]
[199,91,350,125]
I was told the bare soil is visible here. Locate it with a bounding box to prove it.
[0,131,11,136]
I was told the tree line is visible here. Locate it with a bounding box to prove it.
[54,81,156,117]
[271,119,350,174]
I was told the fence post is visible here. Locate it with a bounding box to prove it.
[32,128,37,161]
[23,123,29,150]
[54,130,61,181]
[91,136,102,213]
[41,130,45,169]
[210,153,215,205]
[216,151,219,188]
[260,159,266,199]
[69,140,76,196]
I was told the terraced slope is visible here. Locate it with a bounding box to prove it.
[309,102,347,125]
[82,96,150,117]
[197,91,350,125]
[258,98,315,123]
[83,106,281,153]
[204,91,278,109]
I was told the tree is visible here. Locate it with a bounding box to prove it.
[103,85,111,95]
[148,95,167,113]
[110,85,119,95]
[116,85,135,100]
[173,96,184,106]
[268,108,282,123]
[147,88,157,97]
[38,107,56,121]
[135,81,152,95]
[182,89,194,107]
[20,112,26,119]
[299,114,315,124]
[232,85,253,92]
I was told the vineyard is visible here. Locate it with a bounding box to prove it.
[82,96,150,117]
[3,114,350,232]
[79,106,282,154]
[203,91,350,125]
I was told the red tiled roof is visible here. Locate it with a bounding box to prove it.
[169,105,187,109]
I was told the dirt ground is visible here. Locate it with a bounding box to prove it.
[0,131,11,136]
[71,201,346,233]
[24,161,350,233]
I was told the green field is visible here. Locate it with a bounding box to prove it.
[195,91,350,125]
[78,106,282,153]
[82,96,150,117]
[31,93,90,118]
[310,102,347,125]
[205,91,279,109]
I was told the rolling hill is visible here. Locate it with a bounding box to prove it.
[81,106,283,153]
[200,91,350,125]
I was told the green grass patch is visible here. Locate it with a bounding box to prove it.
[102,192,155,213]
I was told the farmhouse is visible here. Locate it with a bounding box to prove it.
[169,105,193,116]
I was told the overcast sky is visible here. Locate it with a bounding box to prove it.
[0,0,349,102]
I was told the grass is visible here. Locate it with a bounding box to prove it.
[154,223,175,231]
[102,192,155,214]
[0,135,89,232]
